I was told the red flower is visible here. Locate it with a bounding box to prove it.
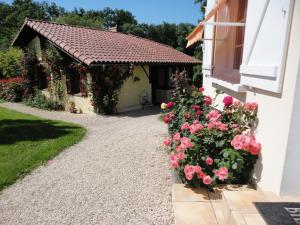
[198,87,205,92]
[192,105,201,111]
[195,110,201,116]
[166,102,175,109]
[223,96,233,107]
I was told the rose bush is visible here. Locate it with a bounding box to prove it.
[161,84,260,191]
[0,77,30,102]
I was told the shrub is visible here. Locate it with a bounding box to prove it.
[0,48,24,78]
[161,74,261,191]
[0,77,30,102]
[24,90,64,111]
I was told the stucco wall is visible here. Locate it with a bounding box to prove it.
[203,1,300,195]
[117,66,151,112]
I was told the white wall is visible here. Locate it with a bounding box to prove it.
[203,0,300,195]
[117,66,151,112]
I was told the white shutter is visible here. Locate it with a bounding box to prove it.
[202,0,216,76]
[240,0,295,93]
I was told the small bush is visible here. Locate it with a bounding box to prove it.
[161,71,261,191]
[24,90,64,111]
[0,48,24,78]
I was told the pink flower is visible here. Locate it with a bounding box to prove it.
[173,132,181,142]
[169,153,179,168]
[171,160,179,168]
[205,157,213,165]
[194,165,202,174]
[181,122,190,131]
[184,165,196,180]
[163,138,172,147]
[163,115,170,124]
[198,87,205,92]
[218,123,228,131]
[192,105,201,111]
[203,175,212,185]
[180,137,194,149]
[185,112,191,119]
[233,100,241,107]
[249,142,261,155]
[206,110,222,122]
[231,134,261,154]
[189,123,204,134]
[223,96,233,107]
[176,153,185,160]
[204,96,212,106]
[195,110,202,116]
[215,167,228,181]
[166,102,175,109]
[231,124,238,128]
[244,102,258,111]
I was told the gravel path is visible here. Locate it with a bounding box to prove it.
[0,103,173,225]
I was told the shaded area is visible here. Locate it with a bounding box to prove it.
[0,119,78,145]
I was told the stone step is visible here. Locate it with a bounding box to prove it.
[172,184,256,225]
[222,190,268,225]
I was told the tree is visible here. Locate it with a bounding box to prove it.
[54,13,102,28]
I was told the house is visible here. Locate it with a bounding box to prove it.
[186,0,300,195]
[12,18,200,113]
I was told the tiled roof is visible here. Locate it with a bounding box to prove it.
[14,19,200,66]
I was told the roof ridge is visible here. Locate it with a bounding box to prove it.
[26,18,119,34]
[26,18,178,51]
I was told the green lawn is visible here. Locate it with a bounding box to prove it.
[0,107,86,190]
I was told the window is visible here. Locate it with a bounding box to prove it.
[212,0,248,84]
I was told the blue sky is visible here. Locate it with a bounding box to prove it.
[3,0,201,25]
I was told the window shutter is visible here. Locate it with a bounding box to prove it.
[240,0,294,93]
[202,0,216,75]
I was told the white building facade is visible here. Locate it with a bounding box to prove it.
[188,0,300,195]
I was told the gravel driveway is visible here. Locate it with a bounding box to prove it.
[0,103,173,225]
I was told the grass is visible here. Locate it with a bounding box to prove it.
[0,107,86,191]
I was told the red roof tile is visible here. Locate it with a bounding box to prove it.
[13,19,201,66]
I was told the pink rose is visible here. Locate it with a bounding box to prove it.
[163,138,172,147]
[231,124,238,128]
[244,102,258,111]
[181,122,190,131]
[205,157,213,165]
[206,110,222,122]
[215,167,228,181]
[173,132,181,142]
[176,153,185,160]
[203,175,212,185]
[194,165,202,173]
[169,153,179,168]
[184,165,195,180]
[170,160,179,168]
[189,123,204,134]
[249,142,261,155]
[180,137,193,150]
[218,123,227,131]
[223,96,233,107]
[204,96,212,106]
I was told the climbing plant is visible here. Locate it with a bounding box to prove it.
[91,64,134,114]
[42,43,67,106]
